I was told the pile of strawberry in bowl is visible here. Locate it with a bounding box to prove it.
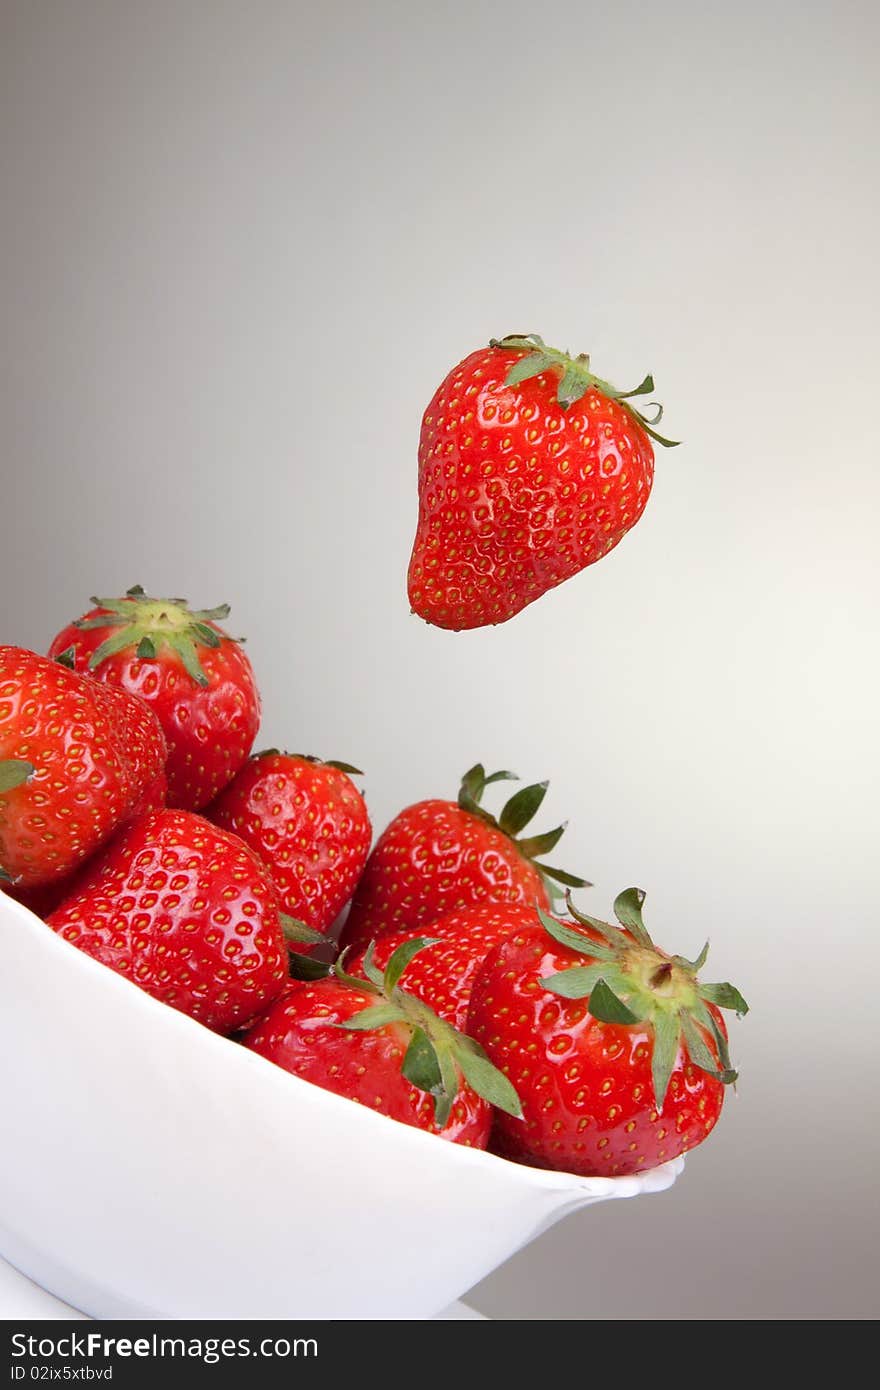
[1,583,746,1177]
[0,338,747,1318]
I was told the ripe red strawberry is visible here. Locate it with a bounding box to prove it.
[243,938,522,1145]
[467,891,747,1177]
[48,586,260,811]
[207,751,371,936]
[47,808,292,1033]
[0,646,167,889]
[346,902,543,1029]
[408,334,678,630]
[339,763,588,956]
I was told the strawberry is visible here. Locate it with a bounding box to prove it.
[242,938,521,1145]
[345,902,543,1029]
[47,808,295,1033]
[408,334,678,630]
[0,646,167,889]
[207,751,371,937]
[339,763,588,956]
[48,586,260,811]
[467,891,747,1177]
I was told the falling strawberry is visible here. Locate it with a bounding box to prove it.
[48,586,260,811]
[242,937,521,1144]
[467,891,747,1176]
[346,902,543,1029]
[0,646,167,889]
[408,334,678,630]
[207,751,371,937]
[47,808,299,1033]
[339,763,588,956]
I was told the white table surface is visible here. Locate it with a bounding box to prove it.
[0,1254,485,1320]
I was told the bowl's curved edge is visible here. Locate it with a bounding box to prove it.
[1,895,685,1200]
[0,1224,156,1321]
[0,893,687,1318]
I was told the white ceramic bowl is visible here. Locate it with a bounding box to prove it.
[0,894,683,1319]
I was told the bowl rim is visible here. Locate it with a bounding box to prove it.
[1,891,684,1198]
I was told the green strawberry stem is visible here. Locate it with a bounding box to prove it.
[252,749,364,776]
[74,585,240,688]
[457,763,591,898]
[539,891,748,1112]
[335,938,523,1127]
[490,333,680,447]
[0,761,34,883]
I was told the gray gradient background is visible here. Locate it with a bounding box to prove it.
[2,0,878,1320]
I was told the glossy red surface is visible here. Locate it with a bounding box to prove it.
[243,978,491,1147]
[468,925,724,1177]
[0,646,167,888]
[47,809,289,1033]
[49,614,260,810]
[208,753,371,933]
[340,798,549,955]
[408,344,655,630]
[346,902,545,1028]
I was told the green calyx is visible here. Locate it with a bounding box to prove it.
[457,763,590,901]
[334,938,523,1128]
[280,914,325,948]
[253,750,364,777]
[489,333,680,448]
[74,585,238,688]
[288,952,334,982]
[0,760,35,794]
[280,914,331,980]
[539,890,748,1112]
[0,761,33,883]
